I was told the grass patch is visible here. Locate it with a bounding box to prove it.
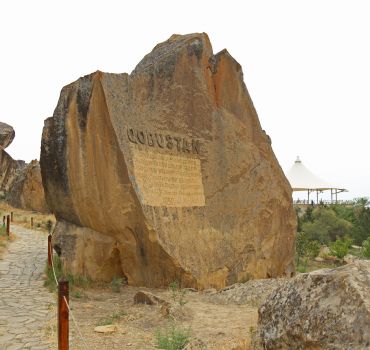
[44,255,63,292]
[155,323,191,350]
[44,254,92,292]
[96,311,127,326]
[0,225,6,236]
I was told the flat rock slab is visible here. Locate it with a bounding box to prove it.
[94,325,118,333]
[0,225,54,349]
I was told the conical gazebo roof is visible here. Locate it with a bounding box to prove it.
[286,157,335,191]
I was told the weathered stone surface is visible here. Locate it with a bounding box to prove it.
[0,150,25,193]
[40,33,295,289]
[256,261,370,350]
[7,160,48,213]
[0,122,15,149]
[0,121,48,212]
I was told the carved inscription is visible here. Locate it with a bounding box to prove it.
[132,149,205,207]
[127,127,201,155]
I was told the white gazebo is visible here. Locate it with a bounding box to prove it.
[286,156,347,204]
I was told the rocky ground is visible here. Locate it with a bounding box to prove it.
[0,209,287,349]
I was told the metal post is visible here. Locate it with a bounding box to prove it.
[10,212,13,222]
[58,279,69,350]
[6,215,10,236]
[48,234,52,268]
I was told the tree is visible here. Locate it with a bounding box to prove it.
[362,237,370,259]
[351,198,370,244]
[296,232,320,269]
[302,207,352,244]
[329,237,353,259]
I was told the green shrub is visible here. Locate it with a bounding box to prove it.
[110,277,123,293]
[362,237,370,259]
[169,281,187,306]
[296,232,320,265]
[155,323,190,350]
[329,237,353,259]
[306,240,321,259]
[297,264,307,273]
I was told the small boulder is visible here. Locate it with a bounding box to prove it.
[256,260,370,350]
[133,291,167,305]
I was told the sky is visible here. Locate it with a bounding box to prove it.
[0,0,369,200]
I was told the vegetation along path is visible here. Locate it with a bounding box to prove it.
[0,225,54,350]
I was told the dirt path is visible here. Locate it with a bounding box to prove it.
[0,225,54,350]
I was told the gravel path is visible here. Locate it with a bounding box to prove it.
[0,225,54,350]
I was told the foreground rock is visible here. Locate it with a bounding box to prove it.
[41,33,295,288]
[256,260,370,350]
[7,160,48,213]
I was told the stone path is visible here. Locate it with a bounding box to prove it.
[0,225,54,350]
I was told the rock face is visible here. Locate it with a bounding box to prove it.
[0,122,25,194]
[7,160,48,213]
[256,261,370,350]
[0,122,15,150]
[0,121,48,213]
[40,33,295,288]
[0,151,25,193]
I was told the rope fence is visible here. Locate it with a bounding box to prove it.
[48,236,89,350]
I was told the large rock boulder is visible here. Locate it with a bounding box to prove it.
[7,160,48,213]
[0,150,25,193]
[0,121,47,212]
[40,33,295,288]
[0,122,15,150]
[256,260,370,350]
[0,122,25,194]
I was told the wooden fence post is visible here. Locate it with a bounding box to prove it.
[2,216,5,226]
[58,279,69,350]
[31,217,34,228]
[10,212,13,222]
[48,234,52,268]
[6,215,10,236]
